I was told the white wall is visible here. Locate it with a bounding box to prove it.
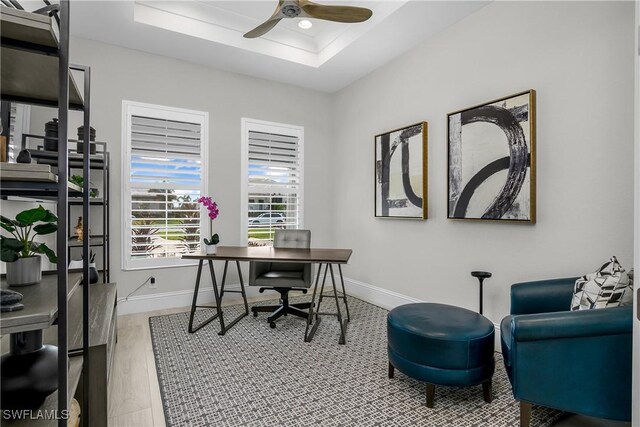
[27,37,334,303]
[331,1,636,326]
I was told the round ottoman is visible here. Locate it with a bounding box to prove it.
[387,303,495,407]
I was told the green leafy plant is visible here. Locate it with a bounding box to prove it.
[69,174,98,197]
[69,174,84,187]
[1,205,58,263]
[203,234,220,246]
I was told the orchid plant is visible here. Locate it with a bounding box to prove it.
[197,196,220,246]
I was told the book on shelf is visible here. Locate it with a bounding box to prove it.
[0,163,56,182]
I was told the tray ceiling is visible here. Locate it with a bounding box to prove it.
[67,1,490,92]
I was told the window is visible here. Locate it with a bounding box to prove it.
[122,101,208,269]
[241,119,304,246]
[7,104,30,162]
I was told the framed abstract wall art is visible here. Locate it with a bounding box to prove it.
[447,90,536,223]
[375,122,428,219]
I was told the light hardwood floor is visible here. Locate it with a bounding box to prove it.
[108,292,270,427]
[108,297,631,427]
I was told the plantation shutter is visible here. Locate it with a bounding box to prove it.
[8,103,28,162]
[8,104,17,162]
[247,129,301,245]
[129,115,203,261]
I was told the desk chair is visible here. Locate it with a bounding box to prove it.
[249,229,312,328]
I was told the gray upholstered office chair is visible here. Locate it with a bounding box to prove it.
[249,229,312,328]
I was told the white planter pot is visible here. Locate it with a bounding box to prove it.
[69,260,96,269]
[205,244,218,255]
[6,256,42,286]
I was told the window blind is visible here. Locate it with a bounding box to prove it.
[247,129,302,246]
[128,114,203,261]
[7,103,28,162]
[8,104,17,162]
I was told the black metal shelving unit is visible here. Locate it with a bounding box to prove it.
[0,2,92,426]
[21,135,111,283]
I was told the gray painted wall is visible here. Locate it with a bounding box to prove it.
[28,37,334,299]
[330,1,636,325]
[18,2,636,329]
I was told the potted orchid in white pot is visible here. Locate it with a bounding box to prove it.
[1,205,58,286]
[198,196,220,255]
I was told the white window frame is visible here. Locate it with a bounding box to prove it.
[121,100,209,270]
[240,118,304,246]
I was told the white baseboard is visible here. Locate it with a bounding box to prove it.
[342,277,423,310]
[117,276,503,350]
[117,284,265,315]
[118,276,422,315]
[342,277,502,352]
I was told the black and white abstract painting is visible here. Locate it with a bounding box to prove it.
[375,122,427,219]
[448,90,536,222]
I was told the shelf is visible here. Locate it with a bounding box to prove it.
[0,270,82,335]
[68,236,106,247]
[65,282,117,351]
[0,356,83,427]
[30,148,107,170]
[0,284,117,424]
[0,5,59,48]
[69,198,106,205]
[1,8,84,109]
[0,174,82,200]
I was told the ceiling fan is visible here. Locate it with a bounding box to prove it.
[243,0,373,39]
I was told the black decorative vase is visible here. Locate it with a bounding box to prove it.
[1,330,59,410]
[77,125,97,154]
[89,266,99,284]
[44,118,59,151]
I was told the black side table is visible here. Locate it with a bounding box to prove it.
[471,271,492,315]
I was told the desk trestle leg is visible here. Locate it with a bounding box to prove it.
[304,263,349,345]
[188,260,221,333]
[188,259,249,335]
[304,263,324,342]
[338,264,350,322]
[329,264,347,345]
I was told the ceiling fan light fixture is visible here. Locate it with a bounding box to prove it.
[298,19,313,30]
[244,0,372,39]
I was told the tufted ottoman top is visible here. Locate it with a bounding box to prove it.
[388,303,494,370]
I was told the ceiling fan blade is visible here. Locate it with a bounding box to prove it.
[243,18,283,38]
[300,1,372,23]
[244,0,285,39]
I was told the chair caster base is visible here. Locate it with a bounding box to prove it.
[269,322,276,329]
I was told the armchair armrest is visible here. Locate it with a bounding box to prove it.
[511,306,633,341]
[503,306,633,420]
[510,277,579,315]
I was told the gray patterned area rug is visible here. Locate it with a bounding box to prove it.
[149,297,563,427]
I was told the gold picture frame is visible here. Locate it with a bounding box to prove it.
[447,90,536,223]
[375,121,428,220]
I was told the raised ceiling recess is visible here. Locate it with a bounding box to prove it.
[133,0,403,67]
[69,1,491,92]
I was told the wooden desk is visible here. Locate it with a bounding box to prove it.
[183,246,353,344]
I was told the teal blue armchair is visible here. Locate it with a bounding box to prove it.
[500,277,633,426]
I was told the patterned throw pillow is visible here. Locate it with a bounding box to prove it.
[570,256,634,311]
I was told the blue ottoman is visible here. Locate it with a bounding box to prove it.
[387,303,495,407]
